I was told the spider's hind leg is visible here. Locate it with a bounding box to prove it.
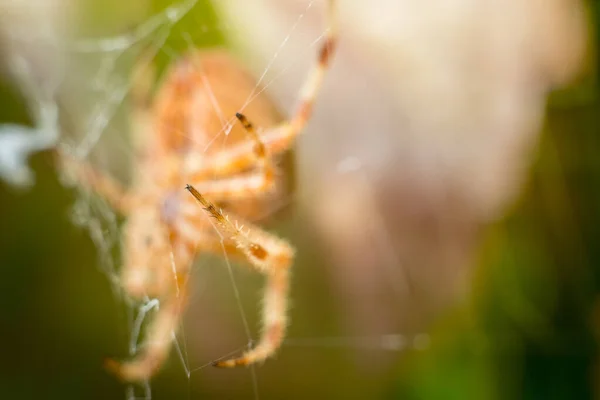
[186,0,338,180]
[185,112,278,201]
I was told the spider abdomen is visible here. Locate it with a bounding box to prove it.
[152,50,282,156]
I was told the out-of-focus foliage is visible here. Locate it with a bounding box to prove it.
[395,96,600,399]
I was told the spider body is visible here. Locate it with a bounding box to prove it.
[153,50,295,219]
[120,50,292,302]
[64,0,337,382]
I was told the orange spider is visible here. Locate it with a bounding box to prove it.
[62,0,337,382]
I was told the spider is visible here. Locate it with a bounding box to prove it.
[61,0,337,382]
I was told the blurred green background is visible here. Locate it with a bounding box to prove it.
[1,1,599,399]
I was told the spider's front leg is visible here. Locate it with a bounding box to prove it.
[186,185,295,367]
[104,224,200,382]
[57,153,132,213]
[105,285,189,381]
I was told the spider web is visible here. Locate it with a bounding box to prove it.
[2,1,428,399]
